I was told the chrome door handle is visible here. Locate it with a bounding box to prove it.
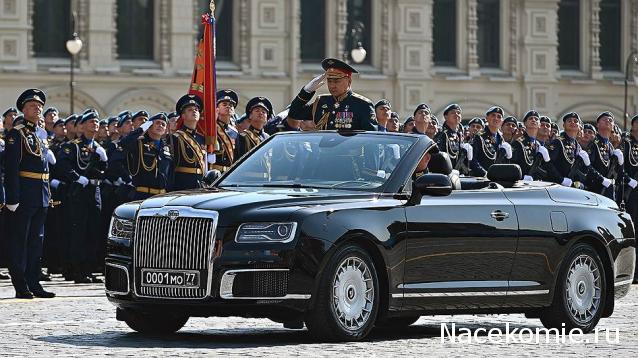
[490,210,509,221]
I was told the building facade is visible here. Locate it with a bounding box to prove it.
[0,0,636,126]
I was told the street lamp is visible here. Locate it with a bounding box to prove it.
[623,51,638,130]
[343,20,367,64]
[66,11,83,114]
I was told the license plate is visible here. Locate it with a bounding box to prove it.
[141,269,200,288]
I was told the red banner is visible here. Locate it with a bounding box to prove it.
[189,12,217,152]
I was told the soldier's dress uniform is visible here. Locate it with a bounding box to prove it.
[470,127,505,177]
[57,113,108,283]
[547,132,586,187]
[235,97,272,161]
[621,128,638,219]
[585,134,620,200]
[289,58,377,131]
[106,112,135,203]
[434,122,466,172]
[4,89,54,298]
[213,89,239,172]
[171,94,207,190]
[511,132,550,181]
[121,113,173,200]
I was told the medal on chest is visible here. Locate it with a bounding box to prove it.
[335,105,353,129]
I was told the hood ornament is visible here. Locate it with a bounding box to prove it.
[167,210,180,221]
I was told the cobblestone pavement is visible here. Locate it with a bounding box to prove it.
[1,273,636,357]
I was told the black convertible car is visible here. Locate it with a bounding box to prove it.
[105,131,635,341]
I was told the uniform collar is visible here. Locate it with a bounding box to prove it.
[334,90,352,103]
[596,133,609,144]
[79,135,94,146]
[183,126,198,136]
[411,127,426,135]
[443,122,458,133]
[24,120,36,132]
[217,119,229,130]
[249,126,264,136]
[524,132,536,143]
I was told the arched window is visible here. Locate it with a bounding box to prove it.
[33,0,71,58]
[558,0,580,70]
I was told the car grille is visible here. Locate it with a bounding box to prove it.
[232,270,289,298]
[134,214,215,299]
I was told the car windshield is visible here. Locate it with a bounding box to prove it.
[219,133,418,191]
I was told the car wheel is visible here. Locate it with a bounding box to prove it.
[375,316,420,328]
[305,244,380,341]
[540,243,606,333]
[122,310,189,335]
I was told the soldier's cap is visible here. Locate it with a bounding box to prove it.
[321,58,358,79]
[583,123,597,133]
[132,110,149,121]
[53,119,65,128]
[117,111,132,127]
[43,107,58,117]
[107,116,119,126]
[404,116,414,125]
[167,111,179,119]
[216,89,238,107]
[443,103,462,116]
[99,119,108,127]
[390,111,399,120]
[518,122,526,129]
[504,115,518,124]
[236,113,248,125]
[632,114,638,125]
[83,108,99,117]
[2,107,18,117]
[13,115,25,127]
[468,117,485,127]
[149,112,168,123]
[413,103,431,116]
[16,88,46,112]
[551,122,559,131]
[430,116,439,126]
[375,99,391,110]
[522,110,540,122]
[596,111,614,122]
[245,96,273,117]
[64,114,79,126]
[78,111,99,125]
[539,116,552,124]
[485,106,504,117]
[562,112,581,123]
[176,94,203,114]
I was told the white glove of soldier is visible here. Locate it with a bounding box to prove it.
[114,177,125,186]
[207,153,216,164]
[577,150,591,166]
[499,142,512,159]
[612,149,624,166]
[6,203,19,212]
[95,146,108,162]
[629,178,638,189]
[0,138,4,152]
[140,120,153,132]
[537,146,550,162]
[303,73,326,93]
[523,175,533,182]
[602,177,612,188]
[461,143,473,161]
[45,148,56,165]
[561,177,573,187]
[51,179,61,189]
[76,176,89,187]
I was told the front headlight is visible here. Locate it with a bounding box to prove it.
[109,216,134,240]
[235,222,298,243]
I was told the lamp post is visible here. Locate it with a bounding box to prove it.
[66,11,83,114]
[623,51,638,131]
[343,20,367,64]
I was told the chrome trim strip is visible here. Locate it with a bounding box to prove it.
[392,289,549,298]
[219,269,311,300]
[105,262,130,296]
[614,279,633,287]
[397,280,540,290]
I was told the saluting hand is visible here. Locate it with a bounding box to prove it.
[303,73,326,93]
[95,146,108,162]
[499,142,512,159]
[536,146,550,162]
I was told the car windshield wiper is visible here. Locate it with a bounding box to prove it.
[261,183,323,189]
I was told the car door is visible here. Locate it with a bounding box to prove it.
[401,188,519,310]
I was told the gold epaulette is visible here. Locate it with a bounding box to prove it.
[350,92,373,104]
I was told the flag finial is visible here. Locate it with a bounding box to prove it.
[210,1,215,14]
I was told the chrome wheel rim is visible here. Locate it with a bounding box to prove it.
[332,256,374,331]
[565,254,602,324]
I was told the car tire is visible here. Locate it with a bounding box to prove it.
[540,243,606,333]
[375,316,420,328]
[123,310,189,335]
[305,244,380,342]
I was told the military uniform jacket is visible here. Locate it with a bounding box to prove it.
[214,120,235,168]
[171,126,206,190]
[585,134,618,194]
[546,132,582,184]
[470,127,504,177]
[289,88,378,131]
[511,133,549,180]
[434,123,464,168]
[3,120,50,207]
[105,138,132,184]
[57,135,108,184]
[235,126,269,159]
[0,138,5,206]
[121,127,173,191]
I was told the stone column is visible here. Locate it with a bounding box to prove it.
[590,0,602,79]
[85,0,118,72]
[467,0,480,76]
[336,0,348,61]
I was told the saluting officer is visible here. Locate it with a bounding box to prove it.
[171,94,209,190]
[470,106,512,177]
[466,117,484,142]
[546,112,590,188]
[511,110,551,181]
[585,112,624,200]
[289,58,377,131]
[235,97,271,159]
[105,112,135,202]
[57,111,108,283]
[213,89,239,172]
[434,104,473,174]
[502,116,518,143]
[3,89,55,298]
[121,113,173,200]
[131,110,149,130]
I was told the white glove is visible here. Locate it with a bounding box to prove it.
[6,203,19,212]
[0,138,4,153]
[36,127,48,140]
[207,153,216,164]
[612,149,624,166]
[95,146,108,162]
[388,144,401,160]
[114,177,125,186]
[561,177,573,187]
[499,142,512,159]
[303,73,326,93]
[602,178,612,188]
[51,179,61,189]
[537,146,550,162]
[76,176,89,187]
[45,149,56,165]
[523,175,533,182]
[461,143,473,161]
[578,150,591,166]
[140,120,153,132]
[629,178,638,189]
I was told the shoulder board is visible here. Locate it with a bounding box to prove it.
[350,92,373,104]
[477,130,485,136]
[13,124,24,130]
[239,132,247,137]
[71,139,82,144]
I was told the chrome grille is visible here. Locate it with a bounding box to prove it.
[133,208,217,299]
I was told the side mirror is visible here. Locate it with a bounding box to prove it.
[414,173,453,197]
[202,169,222,186]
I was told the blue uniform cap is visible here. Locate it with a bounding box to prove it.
[443,103,461,116]
[632,115,638,126]
[132,110,149,121]
[78,111,99,125]
[562,112,581,123]
[43,107,58,117]
[236,113,248,125]
[539,116,552,124]
[117,111,132,127]
[245,97,273,117]
[16,88,46,112]
[12,115,25,127]
[468,117,485,127]
[167,111,179,119]
[2,107,18,117]
[106,116,119,126]
[596,111,614,122]
[216,89,239,107]
[413,103,431,116]
[149,112,168,123]
[64,114,79,126]
[485,106,504,117]
[375,99,391,110]
[176,94,203,114]
[52,119,65,129]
